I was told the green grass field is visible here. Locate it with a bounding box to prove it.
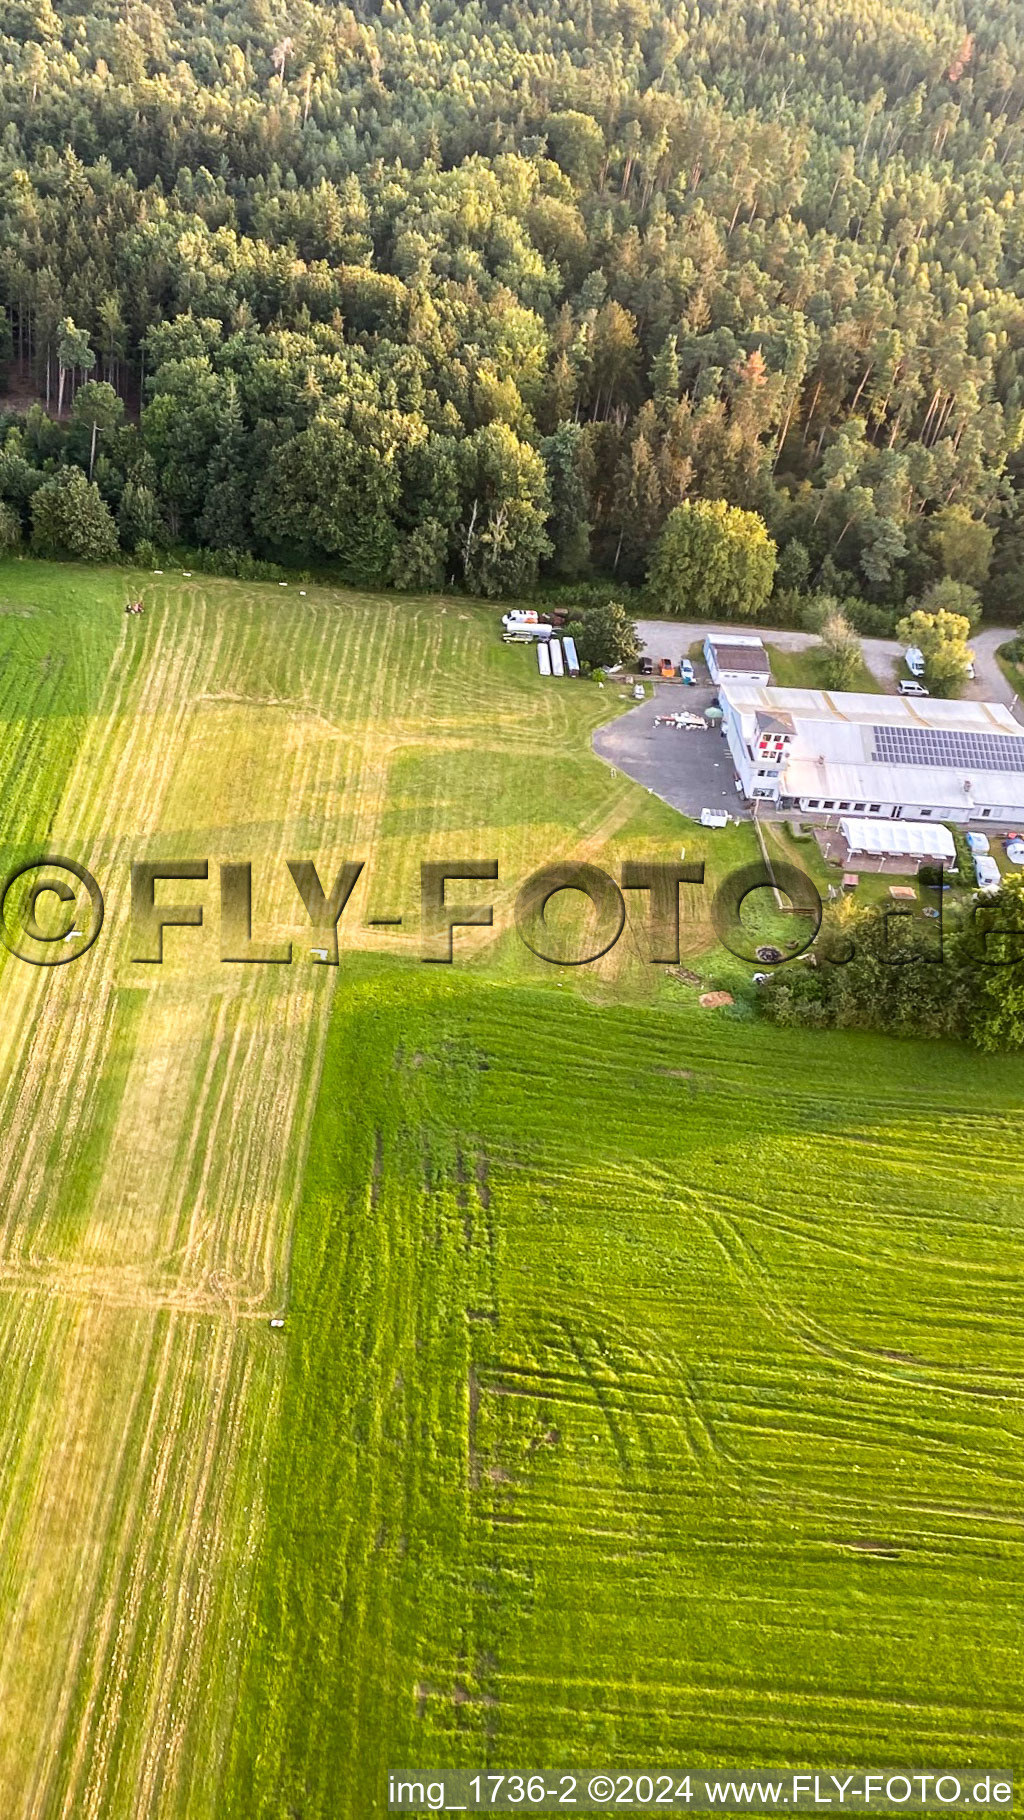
[0,561,1022,1818]
[763,643,883,696]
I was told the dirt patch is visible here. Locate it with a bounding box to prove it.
[699,991,734,1009]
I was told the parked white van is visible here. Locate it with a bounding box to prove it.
[904,644,926,677]
[897,678,929,697]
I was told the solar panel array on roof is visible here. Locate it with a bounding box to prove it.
[871,724,1024,773]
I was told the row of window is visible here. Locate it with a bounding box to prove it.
[803,799,885,813]
[802,798,997,819]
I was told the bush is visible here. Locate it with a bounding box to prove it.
[538,578,642,611]
[30,466,119,562]
[949,824,973,884]
[841,596,899,636]
[819,609,861,690]
[389,518,449,592]
[574,600,640,670]
[0,499,22,555]
[759,900,970,1042]
[913,576,982,631]
[176,545,289,583]
[117,479,163,553]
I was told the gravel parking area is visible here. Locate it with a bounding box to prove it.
[593,685,748,821]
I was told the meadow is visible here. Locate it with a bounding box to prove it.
[0,562,1021,1816]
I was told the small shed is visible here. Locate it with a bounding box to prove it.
[703,635,771,686]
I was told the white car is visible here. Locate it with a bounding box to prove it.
[898,679,929,697]
[679,658,695,684]
[974,855,1001,893]
[966,832,990,856]
[1005,840,1024,866]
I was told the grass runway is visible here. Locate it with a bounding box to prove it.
[0,563,1020,1816]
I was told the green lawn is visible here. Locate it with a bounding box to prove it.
[764,642,882,695]
[995,640,1024,706]
[227,967,1024,1816]
[0,560,1021,1816]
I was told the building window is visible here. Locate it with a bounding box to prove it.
[853,802,866,812]
[869,804,881,813]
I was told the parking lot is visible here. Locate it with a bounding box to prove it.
[593,684,748,820]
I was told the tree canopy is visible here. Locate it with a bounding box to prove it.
[896,605,975,694]
[0,0,1022,607]
[648,499,777,619]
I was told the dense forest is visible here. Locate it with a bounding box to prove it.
[2,0,1024,617]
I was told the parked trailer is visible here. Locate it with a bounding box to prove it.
[563,636,580,676]
[549,638,565,677]
[537,641,552,676]
[504,624,551,642]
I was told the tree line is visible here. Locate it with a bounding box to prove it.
[761,874,1024,1051]
[1,0,1024,623]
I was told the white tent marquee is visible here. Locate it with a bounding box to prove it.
[840,817,955,861]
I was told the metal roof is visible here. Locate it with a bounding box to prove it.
[708,641,771,672]
[722,682,1024,811]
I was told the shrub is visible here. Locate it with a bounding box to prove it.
[30,467,119,562]
[0,499,22,555]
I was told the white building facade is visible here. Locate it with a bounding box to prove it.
[720,682,1024,825]
[703,635,771,686]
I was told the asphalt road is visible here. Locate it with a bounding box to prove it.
[634,619,1021,716]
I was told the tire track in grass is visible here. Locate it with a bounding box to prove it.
[708,1205,1024,1403]
[0,1304,156,1816]
[88,1323,264,1818]
[0,583,322,1814]
[137,1333,270,1814]
[21,1306,176,1818]
[49,1311,213,1819]
[0,978,121,1262]
[0,599,222,1259]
